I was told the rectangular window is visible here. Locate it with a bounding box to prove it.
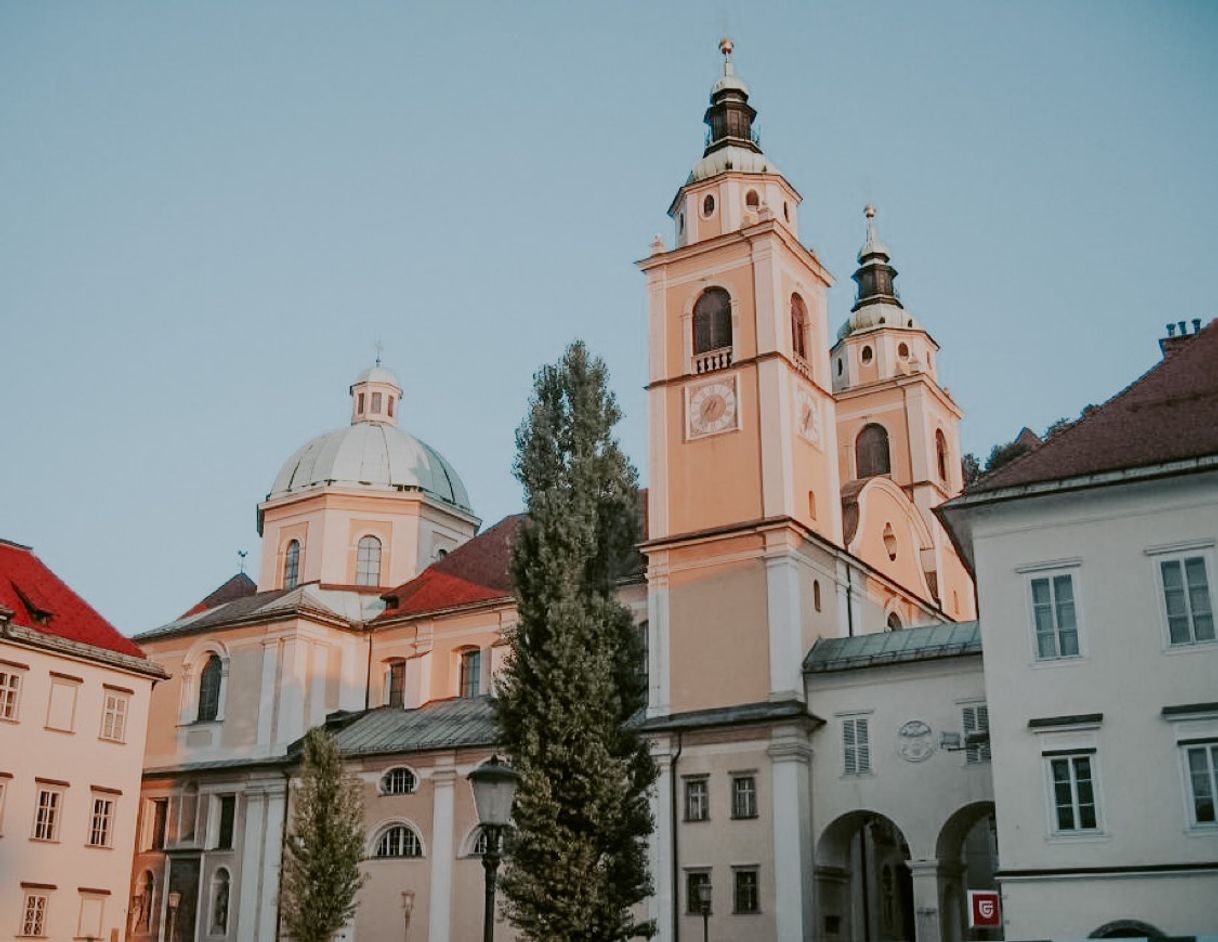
[216,794,236,849]
[45,677,79,732]
[963,704,991,764]
[386,660,405,708]
[1030,574,1080,659]
[88,795,114,847]
[685,870,711,914]
[684,777,709,822]
[842,716,871,775]
[731,775,757,819]
[460,649,481,699]
[733,868,760,914]
[0,669,22,721]
[1048,754,1100,832]
[21,892,48,937]
[1185,742,1218,827]
[100,690,129,742]
[31,787,62,842]
[142,797,168,851]
[77,894,104,939]
[371,391,383,412]
[1160,555,1215,645]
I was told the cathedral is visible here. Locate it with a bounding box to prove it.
[122,41,1217,942]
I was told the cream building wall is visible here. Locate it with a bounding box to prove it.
[1,636,160,942]
[955,470,1218,939]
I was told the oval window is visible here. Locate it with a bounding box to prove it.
[702,194,715,217]
[861,346,874,364]
[898,342,909,359]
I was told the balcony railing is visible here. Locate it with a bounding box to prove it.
[694,346,733,374]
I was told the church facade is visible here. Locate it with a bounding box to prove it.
[122,42,1217,942]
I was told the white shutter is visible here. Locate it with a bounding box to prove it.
[856,718,871,773]
[843,719,857,775]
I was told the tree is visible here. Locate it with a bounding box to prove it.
[961,452,982,488]
[279,727,367,942]
[496,341,656,941]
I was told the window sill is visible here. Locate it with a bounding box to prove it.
[42,725,75,735]
[840,772,874,780]
[1046,830,1108,844]
[1162,640,1218,655]
[84,843,114,850]
[0,716,19,724]
[98,736,127,745]
[730,814,759,821]
[28,837,60,844]
[1029,655,1087,669]
[732,910,762,916]
[683,818,710,824]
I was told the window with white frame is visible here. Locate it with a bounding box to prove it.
[0,666,23,721]
[842,716,871,775]
[100,688,129,742]
[197,655,223,722]
[380,767,416,796]
[733,867,760,914]
[684,777,709,822]
[213,794,236,850]
[460,649,481,699]
[21,890,49,937]
[963,704,991,764]
[1029,573,1080,659]
[140,797,168,851]
[685,869,711,914]
[384,659,406,708]
[77,893,104,940]
[31,785,63,841]
[373,823,422,858]
[355,535,383,587]
[88,793,115,847]
[1047,752,1100,832]
[1183,741,1218,828]
[731,774,757,819]
[1159,553,1215,645]
[45,675,79,731]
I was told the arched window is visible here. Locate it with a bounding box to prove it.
[374,824,422,858]
[135,871,154,931]
[791,294,808,360]
[283,540,301,590]
[745,189,760,209]
[935,429,949,481]
[356,535,382,586]
[861,345,874,364]
[197,655,222,722]
[460,649,481,699]
[380,767,416,796]
[693,288,732,355]
[209,868,230,935]
[385,659,405,708]
[887,612,903,631]
[855,424,891,478]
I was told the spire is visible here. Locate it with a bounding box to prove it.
[851,205,903,312]
[703,38,760,157]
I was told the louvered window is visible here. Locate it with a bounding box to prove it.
[855,424,891,478]
[693,288,732,355]
[842,717,871,775]
[963,705,991,764]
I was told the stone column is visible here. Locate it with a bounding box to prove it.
[428,764,457,942]
[770,725,814,941]
[907,859,944,942]
[235,788,266,942]
[649,739,675,942]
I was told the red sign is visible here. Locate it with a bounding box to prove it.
[967,889,1002,929]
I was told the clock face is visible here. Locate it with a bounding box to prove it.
[688,378,739,437]
[796,388,822,447]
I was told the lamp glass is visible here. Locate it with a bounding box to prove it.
[468,756,519,828]
[697,881,713,905]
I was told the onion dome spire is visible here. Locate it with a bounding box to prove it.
[703,38,761,157]
[851,205,903,313]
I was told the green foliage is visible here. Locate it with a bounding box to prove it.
[984,439,1031,475]
[1042,416,1074,440]
[279,727,367,942]
[961,452,982,487]
[496,340,657,941]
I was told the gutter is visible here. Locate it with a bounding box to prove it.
[1,622,169,680]
[670,732,682,942]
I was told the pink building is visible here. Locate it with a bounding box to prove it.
[0,539,166,941]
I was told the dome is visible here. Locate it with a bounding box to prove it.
[352,365,401,388]
[688,145,780,184]
[837,303,923,341]
[268,423,472,512]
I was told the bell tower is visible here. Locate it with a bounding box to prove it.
[639,41,841,716]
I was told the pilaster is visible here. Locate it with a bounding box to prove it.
[906,858,945,942]
[428,763,457,941]
[769,725,813,941]
[765,539,804,701]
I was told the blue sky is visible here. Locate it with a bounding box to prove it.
[2,1,1216,632]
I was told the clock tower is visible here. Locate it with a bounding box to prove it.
[638,40,841,717]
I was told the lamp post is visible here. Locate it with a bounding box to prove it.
[697,880,712,942]
[166,891,182,942]
[467,755,520,942]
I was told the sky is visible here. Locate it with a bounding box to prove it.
[2,1,1216,633]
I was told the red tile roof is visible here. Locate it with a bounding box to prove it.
[377,515,523,621]
[180,572,258,618]
[0,539,146,659]
[973,319,1218,492]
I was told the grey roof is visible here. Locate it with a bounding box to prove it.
[804,621,981,674]
[135,584,377,642]
[329,696,499,757]
[268,421,472,513]
[635,698,815,733]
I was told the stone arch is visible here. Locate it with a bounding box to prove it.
[1089,920,1167,939]
[816,810,916,942]
[936,801,999,942]
[935,800,996,862]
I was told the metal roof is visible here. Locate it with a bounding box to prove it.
[329,696,499,757]
[636,697,815,733]
[804,621,981,674]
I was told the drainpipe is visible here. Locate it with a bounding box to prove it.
[670,731,683,942]
[846,564,855,637]
[364,628,373,710]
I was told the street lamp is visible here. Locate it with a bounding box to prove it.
[467,755,520,942]
[166,891,182,942]
[697,880,713,942]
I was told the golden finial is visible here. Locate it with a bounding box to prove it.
[864,204,877,220]
[719,37,734,58]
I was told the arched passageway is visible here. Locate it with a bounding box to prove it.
[936,801,1000,942]
[816,810,915,942]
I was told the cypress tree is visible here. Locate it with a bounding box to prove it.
[497,340,656,940]
[279,727,367,942]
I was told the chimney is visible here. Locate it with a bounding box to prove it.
[1159,316,1208,357]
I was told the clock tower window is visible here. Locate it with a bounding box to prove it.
[693,288,733,373]
[856,424,892,479]
[791,294,809,360]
